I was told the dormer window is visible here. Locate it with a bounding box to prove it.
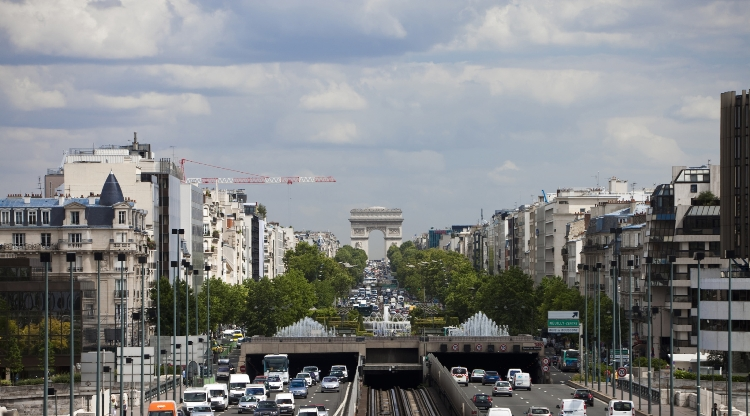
[71,211,80,225]
[118,211,126,224]
[15,211,23,225]
[1,211,9,224]
[28,211,36,225]
[41,211,50,225]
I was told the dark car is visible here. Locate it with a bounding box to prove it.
[302,366,321,383]
[330,370,346,383]
[551,356,559,366]
[572,389,594,406]
[255,400,280,416]
[482,371,500,385]
[472,393,493,410]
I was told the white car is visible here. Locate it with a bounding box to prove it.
[451,367,469,386]
[556,399,586,416]
[237,395,258,414]
[267,375,284,391]
[330,365,348,379]
[296,372,313,387]
[606,400,635,416]
[320,376,340,393]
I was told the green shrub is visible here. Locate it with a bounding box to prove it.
[675,370,696,380]
[16,378,44,386]
[51,373,81,383]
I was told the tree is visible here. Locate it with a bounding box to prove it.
[335,245,367,283]
[5,334,22,384]
[476,268,536,335]
[696,191,717,206]
[256,203,267,219]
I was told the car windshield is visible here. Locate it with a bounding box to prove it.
[613,402,633,411]
[485,371,498,376]
[267,376,281,382]
[240,396,257,402]
[303,367,317,372]
[332,366,345,371]
[316,405,326,410]
[277,398,293,404]
[257,401,277,409]
[531,409,550,414]
[576,390,590,395]
[217,367,229,372]
[323,377,338,382]
[245,388,265,395]
[510,370,520,376]
[290,380,305,387]
[193,406,211,411]
[184,392,207,402]
[474,395,489,400]
[331,371,343,376]
[473,370,485,374]
[209,389,225,397]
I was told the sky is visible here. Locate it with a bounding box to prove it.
[0,0,748,260]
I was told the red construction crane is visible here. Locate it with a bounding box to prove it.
[180,159,336,185]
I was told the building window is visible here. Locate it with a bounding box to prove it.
[15,211,23,225]
[12,233,25,247]
[116,232,127,243]
[28,211,36,225]
[41,211,50,225]
[41,233,51,247]
[690,184,697,193]
[69,233,82,243]
[0,211,8,224]
[204,224,210,236]
[70,211,80,225]
[118,211,126,224]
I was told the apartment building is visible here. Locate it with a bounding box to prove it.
[0,173,150,373]
[720,90,750,259]
[294,230,340,259]
[202,189,248,285]
[265,223,294,279]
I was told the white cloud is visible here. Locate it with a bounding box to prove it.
[489,160,520,184]
[310,122,358,144]
[0,0,226,59]
[604,118,686,165]
[300,83,367,111]
[675,95,719,120]
[358,0,408,39]
[142,64,287,92]
[384,149,445,172]
[0,75,66,111]
[94,92,211,115]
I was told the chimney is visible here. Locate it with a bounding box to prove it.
[58,195,65,206]
[23,195,30,204]
[89,195,97,205]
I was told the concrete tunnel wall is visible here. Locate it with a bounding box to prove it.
[245,352,361,383]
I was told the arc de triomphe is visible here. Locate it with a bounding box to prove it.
[349,207,403,259]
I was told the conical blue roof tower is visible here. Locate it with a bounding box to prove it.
[99,171,125,206]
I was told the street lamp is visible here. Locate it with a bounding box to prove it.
[725,249,735,416]
[144,353,152,412]
[171,228,184,401]
[596,262,602,391]
[694,251,705,416]
[117,252,126,415]
[205,264,211,377]
[580,264,589,387]
[184,261,192,380]
[668,254,676,416]
[610,259,618,398]
[66,251,76,416]
[40,252,51,416]
[627,258,633,402]
[138,255,147,416]
[645,255,653,414]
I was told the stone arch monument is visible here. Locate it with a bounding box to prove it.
[349,207,403,259]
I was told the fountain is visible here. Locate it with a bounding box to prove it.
[447,312,509,336]
[363,305,411,336]
[274,317,337,337]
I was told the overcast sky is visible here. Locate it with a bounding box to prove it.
[0,0,747,259]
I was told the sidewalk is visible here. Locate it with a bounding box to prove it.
[568,378,698,416]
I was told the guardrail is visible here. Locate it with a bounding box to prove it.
[143,375,180,402]
[617,378,661,402]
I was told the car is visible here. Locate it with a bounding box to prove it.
[255,400,281,416]
[254,375,268,384]
[302,366,321,383]
[289,379,308,399]
[190,405,214,416]
[492,381,513,397]
[506,368,522,384]
[482,371,500,385]
[472,393,493,411]
[244,384,268,402]
[267,375,284,391]
[556,399,586,416]
[313,404,329,416]
[487,409,513,416]
[572,389,594,406]
[470,369,486,383]
[320,376,340,393]
[329,370,346,383]
[296,407,319,416]
[606,399,635,416]
[525,406,552,416]
[296,372,313,387]
[330,365,348,379]
[451,367,469,386]
[275,392,295,415]
[238,395,259,414]
[216,366,231,381]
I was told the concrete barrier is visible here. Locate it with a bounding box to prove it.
[427,353,480,416]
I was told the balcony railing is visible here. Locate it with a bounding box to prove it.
[58,239,93,250]
[113,290,128,299]
[0,243,59,251]
[67,266,83,272]
[675,228,720,236]
[109,241,137,251]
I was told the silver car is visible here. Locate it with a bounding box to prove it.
[320,376,340,393]
[190,405,214,416]
[238,395,258,414]
[288,378,308,399]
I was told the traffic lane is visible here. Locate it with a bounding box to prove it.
[461,380,608,414]
[218,379,349,415]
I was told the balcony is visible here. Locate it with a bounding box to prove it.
[113,290,128,299]
[0,243,59,251]
[67,266,83,272]
[109,240,137,251]
[665,295,691,310]
[58,239,94,251]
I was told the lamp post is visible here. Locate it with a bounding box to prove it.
[594,263,607,391]
[103,366,111,416]
[627,259,634,402]
[143,353,151,414]
[669,254,676,416]
[583,264,589,387]
[138,256,147,416]
[171,228,184,401]
[176,343,182,399]
[193,269,199,354]
[726,249,735,416]
[184,261,192,381]
[205,264,211,377]
[645,256,653,414]
[94,252,103,416]
[156,260,161,401]
[695,251,705,416]
[117,252,126,415]
[611,260,618,398]
[66,252,76,416]
[41,252,51,416]
[125,357,133,413]
[188,340,194,386]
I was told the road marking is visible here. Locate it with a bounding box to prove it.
[331,381,352,416]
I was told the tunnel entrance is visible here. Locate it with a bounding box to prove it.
[364,369,423,389]
[245,352,360,383]
[432,352,542,384]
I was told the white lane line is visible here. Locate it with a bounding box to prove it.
[331,381,353,416]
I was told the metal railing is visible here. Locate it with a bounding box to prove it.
[143,375,180,402]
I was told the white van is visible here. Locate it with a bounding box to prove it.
[182,387,210,414]
[228,373,251,404]
[204,383,229,411]
[606,400,634,416]
[506,368,522,384]
[275,392,295,415]
[487,409,513,416]
[556,399,586,416]
[244,383,268,402]
[513,372,531,390]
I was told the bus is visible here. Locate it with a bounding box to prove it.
[560,349,580,372]
[263,354,290,384]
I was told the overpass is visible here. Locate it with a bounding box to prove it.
[240,335,549,387]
